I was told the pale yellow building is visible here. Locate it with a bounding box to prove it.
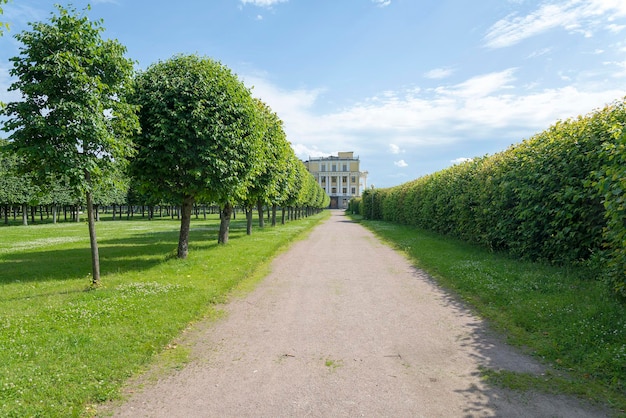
[304,152,367,209]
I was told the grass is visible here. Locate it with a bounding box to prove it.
[352,215,626,415]
[0,211,329,417]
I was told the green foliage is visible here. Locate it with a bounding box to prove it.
[369,99,626,296]
[346,198,361,214]
[595,129,626,297]
[0,213,327,417]
[0,0,8,36]
[0,139,39,205]
[131,54,263,206]
[359,218,626,413]
[1,4,138,195]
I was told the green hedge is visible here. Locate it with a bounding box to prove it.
[362,99,626,297]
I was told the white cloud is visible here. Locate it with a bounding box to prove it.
[527,47,552,58]
[372,0,391,7]
[292,144,330,160]
[607,23,626,33]
[484,0,626,48]
[241,69,623,186]
[451,157,473,165]
[389,143,403,154]
[436,69,517,99]
[240,0,288,7]
[424,67,454,80]
[394,160,408,167]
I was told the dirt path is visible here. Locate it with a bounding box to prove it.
[109,211,607,417]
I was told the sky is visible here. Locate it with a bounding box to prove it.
[1,0,626,189]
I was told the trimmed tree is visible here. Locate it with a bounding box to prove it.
[240,99,291,234]
[131,54,263,257]
[1,5,139,285]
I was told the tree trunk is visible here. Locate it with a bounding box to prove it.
[52,204,57,224]
[257,200,265,228]
[271,204,277,227]
[218,202,233,245]
[22,204,28,226]
[177,195,194,259]
[86,189,101,286]
[281,206,286,225]
[245,206,253,235]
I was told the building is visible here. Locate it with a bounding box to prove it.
[304,152,368,209]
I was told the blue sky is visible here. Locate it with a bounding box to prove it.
[2,0,626,188]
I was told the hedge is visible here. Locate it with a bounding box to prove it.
[359,98,626,297]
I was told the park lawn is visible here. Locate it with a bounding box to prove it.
[355,217,626,415]
[0,211,328,417]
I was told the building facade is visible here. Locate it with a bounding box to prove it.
[304,152,367,209]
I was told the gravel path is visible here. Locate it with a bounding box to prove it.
[109,210,607,417]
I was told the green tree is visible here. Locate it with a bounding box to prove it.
[0,0,9,36]
[240,99,291,234]
[131,54,264,257]
[0,139,40,225]
[1,5,139,285]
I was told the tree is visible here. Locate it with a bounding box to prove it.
[131,54,264,257]
[240,99,291,234]
[0,139,40,225]
[1,5,139,286]
[0,0,8,36]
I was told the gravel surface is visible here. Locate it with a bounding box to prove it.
[109,210,608,417]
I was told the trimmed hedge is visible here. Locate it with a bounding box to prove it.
[360,98,626,297]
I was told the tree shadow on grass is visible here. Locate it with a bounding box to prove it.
[406,268,612,417]
[0,223,248,285]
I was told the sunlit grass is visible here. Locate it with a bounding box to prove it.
[355,216,626,414]
[0,211,328,417]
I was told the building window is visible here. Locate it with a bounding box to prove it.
[331,187,337,194]
[332,164,336,172]
[343,164,347,171]
[351,176,356,183]
[321,176,326,184]
[342,176,348,183]
[351,187,356,195]
[320,164,326,172]
[331,176,337,184]
[342,187,347,194]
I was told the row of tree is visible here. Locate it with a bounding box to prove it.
[356,99,626,298]
[0,5,329,285]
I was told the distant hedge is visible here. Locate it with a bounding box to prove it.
[360,98,626,297]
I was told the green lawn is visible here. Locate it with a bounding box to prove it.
[355,216,626,415]
[0,211,328,417]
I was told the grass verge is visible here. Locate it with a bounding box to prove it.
[352,215,625,415]
[0,211,329,417]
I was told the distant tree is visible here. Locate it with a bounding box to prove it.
[1,5,139,285]
[240,99,291,234]
[131,54,264,257]
[0,139,39,225]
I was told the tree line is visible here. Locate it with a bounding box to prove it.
[0,5,329,285]
[355,99,626,298]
